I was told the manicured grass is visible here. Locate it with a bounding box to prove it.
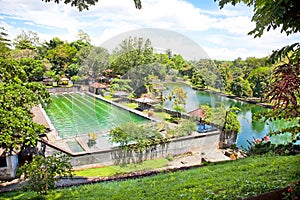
[2,154,299,200]
[121,102,139,109]
[153,111,171,121]
[103,95,119,101]
[142,110,171,121]
[74,158,169,177]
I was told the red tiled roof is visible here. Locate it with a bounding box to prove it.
[188,108,206,118]
[90,82,107,88]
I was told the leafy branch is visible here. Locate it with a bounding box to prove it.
[42,0,142,11]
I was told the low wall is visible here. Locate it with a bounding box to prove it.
[44,131,220,168]
[46,86,82,94]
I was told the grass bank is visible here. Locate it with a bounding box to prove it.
[74,158,169,177]
[1,154,299,200]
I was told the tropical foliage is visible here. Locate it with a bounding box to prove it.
[0,36,50,154]
[216,0,300,143]
[109,122,169,153]
[19,153,73,195]
[41,0,142,11]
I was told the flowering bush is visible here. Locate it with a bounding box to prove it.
[283,182,300,200]
[247,135,300,156]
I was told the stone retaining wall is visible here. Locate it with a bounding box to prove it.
[44,131,220,168]
[46,86,82,94]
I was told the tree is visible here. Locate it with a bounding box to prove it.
[0,58,50,154]
[176,118,197,136]
[110,37,155,75]
[13,30,40,50]
[109,122,166,154]
[202,104,241,148]
[154,53,172,67]
[41,0,142,11]
[43,37,64,50]
[168,86,187,116]
[80,46,109,78]
[20,153,73,195]
[70,30,91,54]
[0,27,11,56]
[109,78,132,94]
[216,60,233,92]
[243,57,267,79]
[247,66,272,100]
[190,69,206,89]
[71,75,81,84]
[45,40,78,74]
[76,30,91,44]
[230,77,252,97]
[216,0,300,142]
[216,0,300,38]
[19,58,46,81]
[266,44,300,118]
[170,54,187,71]
[65,63,80,78]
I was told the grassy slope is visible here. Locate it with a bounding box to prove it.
[74,158,169,177]
[1,154,299,200]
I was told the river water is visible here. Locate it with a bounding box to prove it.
[163,82,296,149]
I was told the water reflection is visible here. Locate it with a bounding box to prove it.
[163,82,294,149]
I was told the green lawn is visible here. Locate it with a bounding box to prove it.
[153,111,171,121]
[142,110,171,121]
[121,102,139,109]
[2,154,299,200]
[103,95,119,101]
[74,158,169,177]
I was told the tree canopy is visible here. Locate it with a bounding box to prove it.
[216,0,300,142]
[0,30,51,154]
[42,0,142,11]
[110,37,155,75]
[0,58,50,154]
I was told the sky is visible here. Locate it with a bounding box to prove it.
[0,0,299,60]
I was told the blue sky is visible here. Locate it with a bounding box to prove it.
[0,0,299,60]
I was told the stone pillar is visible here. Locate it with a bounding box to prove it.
[0,155,18,180]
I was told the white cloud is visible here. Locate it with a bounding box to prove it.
[0,0,299,60]
[212,16,254,35]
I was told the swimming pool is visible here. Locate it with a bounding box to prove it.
[45,93,149,138]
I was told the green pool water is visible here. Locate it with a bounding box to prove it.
[45,93,149,138]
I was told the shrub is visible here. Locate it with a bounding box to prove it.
[247,135,300,156]
[19,153,73,195]
[109,123,169,153]
[166,154,174,161]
